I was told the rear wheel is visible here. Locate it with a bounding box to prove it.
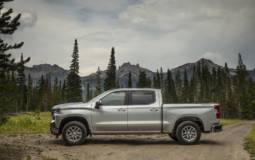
[62,121,87,145]
[176,121,201,145]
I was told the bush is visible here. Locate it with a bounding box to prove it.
[245,125,255,160]
[0,115,9,125]
[0,112,51,134]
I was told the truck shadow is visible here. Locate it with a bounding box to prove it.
[86,138,223,146]
[50,138,223,146]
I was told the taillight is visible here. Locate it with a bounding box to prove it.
[214,105,221,119]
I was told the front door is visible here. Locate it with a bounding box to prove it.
[92,91,128,133]
[128,90,161,132]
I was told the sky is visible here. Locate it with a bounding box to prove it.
[3,0,255,76]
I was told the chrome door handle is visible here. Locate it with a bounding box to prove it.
[150,108,159,112]
[117,108,126,112]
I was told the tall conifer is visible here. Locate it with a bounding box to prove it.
[128,72,132,88]
[95,67,102,95]
[104,47,116,90]
[66,39,82,102]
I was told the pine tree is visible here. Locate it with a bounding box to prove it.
[138,71,150,88]
[95,67,102,96]
[160,67,164,88]
[26,74,33,111]
[211,67,217,102]
[61,80,66,102]
[216,68,224,103]
[37,75,45,111]
[200,64,210,102]
[27,74,39,111]
[16,54,29,111]
[175,70,182,101]
[153,70,161,88]
[66,39,82,102]
[86,83,91,102]
[165,69,177,103]
[36,74,53,111]
[0,0,25,77]
[235,53,249,118]
[104,47,116,91]
[189,69,196,102]
[128,72,132,88]
[0,0,29,122]
[246,78,255,119]
[116,76,120,88]
[0,1,23,49]
[52,77,61,105]
[3,70,19,113]
[182,69,189,102]
[44,74,53,111]
[196,63,204,101]
[222,63,234,118]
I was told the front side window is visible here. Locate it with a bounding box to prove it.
[130,91,155,105]
[101,91,126,106]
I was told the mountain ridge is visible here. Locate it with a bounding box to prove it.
[24,58,255,88]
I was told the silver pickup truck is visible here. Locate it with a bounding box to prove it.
[50,88,222,145]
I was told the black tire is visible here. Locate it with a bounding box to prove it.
[169,133,178,141]
[62,121,87,145]
[176,121,201,145]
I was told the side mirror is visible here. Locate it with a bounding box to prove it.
[95,100,102,109]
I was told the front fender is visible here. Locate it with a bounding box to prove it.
[54,109,92,133]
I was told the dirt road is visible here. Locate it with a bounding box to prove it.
[0,121,253,160]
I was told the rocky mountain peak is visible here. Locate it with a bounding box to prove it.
[196,58,214,64]
[118,62,153,79]
[25,64,68,83]
[172,58,221,73]
[26,64,66,72]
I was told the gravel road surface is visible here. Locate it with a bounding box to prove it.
[0,121,253,160]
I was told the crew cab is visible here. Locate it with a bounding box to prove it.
[50,88,222,145]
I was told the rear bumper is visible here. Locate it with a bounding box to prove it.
[211,123,222,132]
[50,120,60,135]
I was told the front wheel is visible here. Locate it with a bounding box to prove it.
[176,121,201,145]
[62,121,87,145]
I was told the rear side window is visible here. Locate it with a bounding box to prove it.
[130,91,155,105]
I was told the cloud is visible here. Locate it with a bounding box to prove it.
[20,11,37,27]
[4,0,255,75]
[118,0,225,32]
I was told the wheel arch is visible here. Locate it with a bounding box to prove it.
[173,116,204,134]
[59,116,91,135]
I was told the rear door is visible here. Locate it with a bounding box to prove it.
[127,90,161,132]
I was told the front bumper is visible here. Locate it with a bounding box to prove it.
[50,120,60,135]
[211,123,222,132]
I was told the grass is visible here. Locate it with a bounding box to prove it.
[245,125,255,160]
[220,119,243,126]
[0,112,51,134]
